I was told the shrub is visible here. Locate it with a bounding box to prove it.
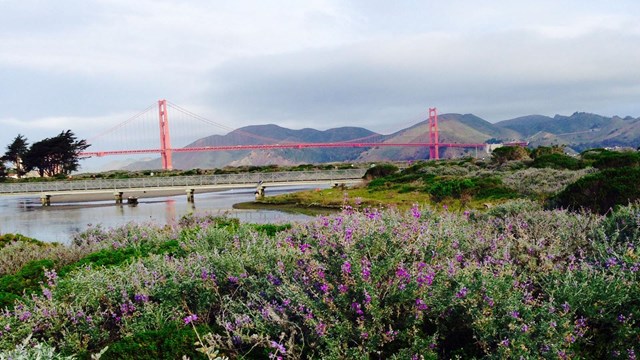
[491,146,530,164]
[531,153,585,170]
[550,167,640,213]
[103,325,207,360]
[0,259,55,308]
[582,149,640,169]
[363,164,399,180]
[0,207,638,358]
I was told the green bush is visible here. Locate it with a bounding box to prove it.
[102,325,207,360]
[363,164,399,180]
[581,149,640,169]
[0,259,55,308]
[425,176,516,202]
[531,153,585,170]
[0,234,44,249]
[551,167,640,213]
[249,224,292,237]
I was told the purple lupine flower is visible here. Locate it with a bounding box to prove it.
[510,310,520,319]
[299,243,311,253]
[521,324,529,332]
[228,276,239,284]
[561,302,571,313]
[134,293,149,303]
[182,314,198,325]
[416,298,428,311]
[316,322,327,336]
[363,291,371,304]
[42,288,52,301]
[341,261,352,275]
[483,295,494,307]
[319,283,329,293]
[267,274,282,286]
[351,302,364,315]
[411,204,421,219]
[455,287,468,299]
[44,269,58,287]
[338,284,349,293]
[499,338,510,347]
[18,311,31,322]
[269,341,286,354]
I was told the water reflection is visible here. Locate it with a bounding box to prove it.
[0,186,321,244]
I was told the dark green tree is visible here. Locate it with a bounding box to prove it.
[24,130,90,177]
[0,161,6,181]
[530,145,565,159]
[491,146,530,165]
[2,134,29,178]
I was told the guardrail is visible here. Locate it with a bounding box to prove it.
[0,169,367,194]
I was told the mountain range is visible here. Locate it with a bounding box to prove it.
[124,112,640,170]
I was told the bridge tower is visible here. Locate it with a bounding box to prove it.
[428,107,439,160]
[158,99,173,170]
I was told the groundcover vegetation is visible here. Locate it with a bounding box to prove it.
[0,201,638,359]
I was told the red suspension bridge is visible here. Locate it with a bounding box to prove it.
[81,100,525,170]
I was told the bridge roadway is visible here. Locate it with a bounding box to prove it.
[0,169,366,204]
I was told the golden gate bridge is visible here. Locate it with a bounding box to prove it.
[80,99,526,170]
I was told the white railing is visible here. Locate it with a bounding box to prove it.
[0,169,367,194]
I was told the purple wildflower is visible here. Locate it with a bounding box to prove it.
[134,293,149,303]
[411,204,421,219]
[319,283,329,293]
[18,311,31,322]
[183,314,198,325]
[456,287,468,299]
[316,322,327,336]
[351,302,364,315]
[341,261,352,275]
[416,298,428,311]
[270,341,286,354]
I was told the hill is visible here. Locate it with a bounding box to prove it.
[495,112,640,150]
[357,113,520,161]
[122,111,640,170]
[125,125,383,170]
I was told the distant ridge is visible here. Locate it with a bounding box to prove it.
[122,112,640,170]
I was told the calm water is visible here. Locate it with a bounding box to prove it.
[0,186,321,244]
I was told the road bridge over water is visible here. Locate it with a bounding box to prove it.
[0,169,366,205]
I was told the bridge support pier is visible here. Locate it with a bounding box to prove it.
[114,191,124,204]
[255,186,265,200]
[40,194,51,206]
[186,189,195,203]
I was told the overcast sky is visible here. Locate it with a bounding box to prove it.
[1,0,639,159]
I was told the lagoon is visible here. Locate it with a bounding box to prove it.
[0,185,320,243]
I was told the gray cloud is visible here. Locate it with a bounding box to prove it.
[1,0,639,163]
[205,28,640,132]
